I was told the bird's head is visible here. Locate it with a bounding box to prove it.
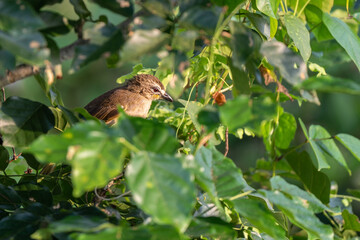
[127,74,173,102]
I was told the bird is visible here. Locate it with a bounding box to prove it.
[84,74,173,124]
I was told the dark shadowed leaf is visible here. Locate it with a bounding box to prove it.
[92,0,134,17]
[260,40,308,85]
[22,152,43,171]
[0,184,22,210]
[0,97,55,147]
[286,151,330,203]
[69,0,91,18]
[0,146,9,171]
[179,7,219,34]
[72,23,124,70]
[126,151,196,231]
[245,13,270,40]
[255,0,280,18]
[305,5,333,42]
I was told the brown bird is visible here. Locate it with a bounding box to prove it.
[84,74,173,124]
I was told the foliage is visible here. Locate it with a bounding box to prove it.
[1,0,360,239]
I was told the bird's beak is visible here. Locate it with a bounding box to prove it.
[161,91,173,102]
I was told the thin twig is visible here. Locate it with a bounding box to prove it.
[224,127,229,157]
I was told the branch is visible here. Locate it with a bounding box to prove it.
[0,10,146,89]
[0,39,89,88]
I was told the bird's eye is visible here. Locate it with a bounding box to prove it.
[152,87,160,93]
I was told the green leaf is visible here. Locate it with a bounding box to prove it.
[30,121,126,196]
[179,7,219,34]
[286,151,331,204]
[323,13,360,72]
[65,121,126,197]
[178,99,203,133]
[255,0,280,18]
[260,40,308,85]
[198,106,220,132]
[230,21,260,68]
[229,60,251,95]
[116,117,179,154]
[274,112,297,149]
[213,156,252,199]
[0,30,49,65]
[261,189,334,240]
[270,176,330,212]
[0,50,15,76]
[120,29,169,62]
[0,146,9,171]
[28,134,70,164]
[0,0,45,31]
[297,75,360,95]
[14,183,53,207]
[92,0,134,17]
[342,209,360,231]
[69,0,91,18]
[22,152,43,171]
[0,184,22,210]
[72,23,124,70]
[309,125,350,174]
[335,133,360,161]
[284,14,311,62]
[298,117,309,138]
[232,198,287,239]
[39,11,70,35]
[48,209,107,233]
[305,5,333,42]
[0,97,55,147]
[193,147,252,201]
[219,96,251,131]
[246,13,270,40]
[186,217,236,240]
[75,224,185,240]
[288,0,334,14]
[126,151,196,231]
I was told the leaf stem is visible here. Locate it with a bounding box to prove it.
[229,190,253,201]
[117,137,139,152]
[297,0,311,17]
[293,0,299,16]
[331,194,360,203]
[205,3,243,104]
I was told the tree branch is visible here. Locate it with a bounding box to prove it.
[0,10,146,89]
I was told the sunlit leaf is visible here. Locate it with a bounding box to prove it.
[309,125,350,174]
[323,13,360,72]
[335,133,360,161]
[126,151,196,231]
[284,14,311,62]
[232,198,287,239]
